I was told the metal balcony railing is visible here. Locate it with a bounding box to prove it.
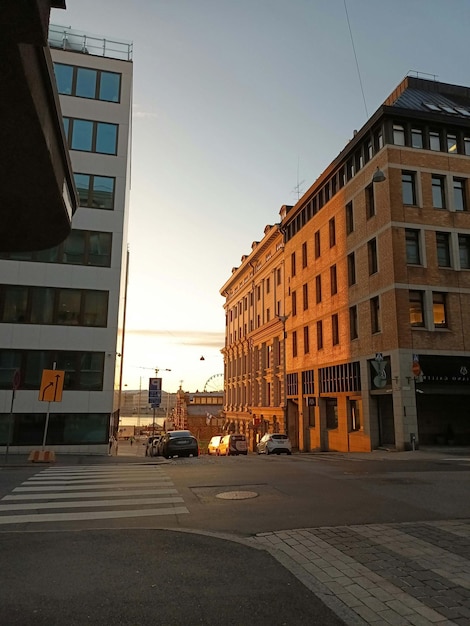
[48,24,133,61]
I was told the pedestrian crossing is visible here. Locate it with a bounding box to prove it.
[0,464,189,525]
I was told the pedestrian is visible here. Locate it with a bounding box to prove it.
[130,436,134,446]
[114,436,119,455]
[109,436,113,455]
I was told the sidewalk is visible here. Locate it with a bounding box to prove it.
[251,519,470,626]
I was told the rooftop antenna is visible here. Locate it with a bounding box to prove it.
[344,0,368,120]
[292,155,305,202]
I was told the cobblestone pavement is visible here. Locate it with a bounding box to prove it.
[250,519,470,626]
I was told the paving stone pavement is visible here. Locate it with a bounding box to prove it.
[250,519,470,626]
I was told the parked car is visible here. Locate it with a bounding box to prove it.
[144,435,161,457]
[218,434,248,456]
[257,433,292,455]
[207,435,223,455]
[160,430,199,459]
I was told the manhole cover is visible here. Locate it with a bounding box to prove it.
[216,490,258,500]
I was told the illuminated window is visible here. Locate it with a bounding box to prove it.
[433,292,447,328]
[409,290,424,327]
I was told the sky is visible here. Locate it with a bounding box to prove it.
[51,0,470,393]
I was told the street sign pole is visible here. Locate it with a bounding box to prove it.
[5,369,21,464]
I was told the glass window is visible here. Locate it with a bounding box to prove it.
[74,173,91,206]
[99,71,121,102]
[402,171,417,205]
[371,296,380,333]
[459,234,470,269]
[62,117,70,138]
[325,398,338,429]
[405,229,421,264]
[36,245,59,263]
[88,232,112,266]
[71,119,93,151]
[345,201,354,234]
[315,275,322,304]
[330,265,337,295]
[0,351,22,388]
[302,242,307,268]
[453,178,467,211]
[63,231,86,264]
[432,175,446,209]
[292,331,297,358]
[436,232,451,267]
[57,290,81,325]
[349,399,361,432]
[409,290,424,327]
[346,254,355,287]
[30,288,54,324]
[393,124,405,146]
[96,122,118,155]
[314,230,320,258]
[429,130,441,151]
[447,133,457,154]
[76,67,97,98]
[292,291,297,316]
[465,137,470,156]
[302,283,308,310]
[433,292,447,328]
[23,350,49,388]
[303,326,309,354]
[411,128,423,148]
[349,305,358,339]
[365,184,375,219]
[2,286,28,322]
[329,218,336,247]
[54,63,73,94]
[79,353,104,390]
[291,252,296,277]
[368,238,378,275]
[332,313,339,345]
[90,176,115,210]
[317,320,323,350]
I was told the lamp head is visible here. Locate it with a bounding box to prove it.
[372,167,386,184]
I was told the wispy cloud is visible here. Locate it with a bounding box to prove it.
[126,328,224,348]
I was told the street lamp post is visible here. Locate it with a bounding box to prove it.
[277,315,289,437]
[152,367,171,435]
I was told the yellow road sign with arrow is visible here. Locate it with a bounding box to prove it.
[39,369,65,402]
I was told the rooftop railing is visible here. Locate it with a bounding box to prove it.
[48,24,133,62]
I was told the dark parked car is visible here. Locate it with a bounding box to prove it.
[160,430,199,459]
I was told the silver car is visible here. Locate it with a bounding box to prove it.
[257,433,292,455]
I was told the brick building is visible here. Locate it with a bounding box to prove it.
[222,75,470,452]
[173,388,224,448]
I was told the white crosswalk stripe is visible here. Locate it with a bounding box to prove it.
[0,464,189,524]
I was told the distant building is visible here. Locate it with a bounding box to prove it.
[222,75,470,452]
[173,388,224,445]
[0,25,133,455]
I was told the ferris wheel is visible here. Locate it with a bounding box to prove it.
[203,373,224,392]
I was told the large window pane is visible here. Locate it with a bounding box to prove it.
[402,171,416,205]
[453,178,467,211]
[406,229,421,264]
[74,173,91,206]
[79,353,104,390]
[432,175,446,209]
[63,231,86,264]
[88,232,112,266]
[2,286,28,322]
[99,71,121,102]
[56,352,79,389]
[409,290,424,327]
[30,288,54,324]
[92,176,115,209]
[96,122,117,154]
[0,351,22,388]
[23,351,49,388]
[57,290,81,325]
[433,292,447,328]
[83,291,108,326]
[54,63,73,94]
[436,232,451,267]
[36,245,59,263]
[76,68,97,98]
[71,119,93,151]
[459,234,470,269]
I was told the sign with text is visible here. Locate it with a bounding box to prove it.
[148,377,162,407]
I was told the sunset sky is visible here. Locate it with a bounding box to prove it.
[51,0,470,393]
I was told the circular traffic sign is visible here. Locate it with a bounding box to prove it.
[412,361,421,376]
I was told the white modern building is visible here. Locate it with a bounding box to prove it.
[0,25,133,455]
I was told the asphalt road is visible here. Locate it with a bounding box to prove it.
[1,446,470,625]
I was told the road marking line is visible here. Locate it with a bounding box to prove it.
[25,477,172,485]
[14,481,172,492]
[0,506,189,524]
[0,496,184,511]
[3,488,178,501]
